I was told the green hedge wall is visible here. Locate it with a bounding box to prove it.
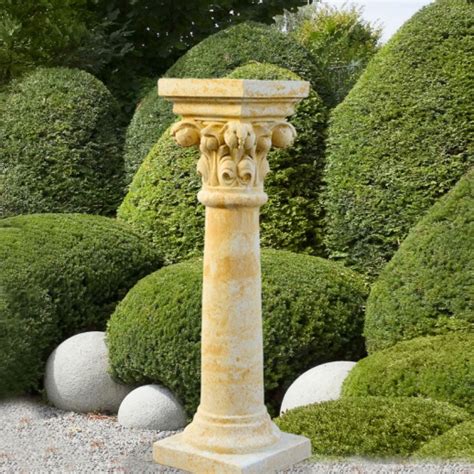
[123,21,322,184]
[0,68,124,218]
[119,62,328,263]
[364,169,473,352]
[275,397,470,459]
[323,0,474,278]
[107,249,367,416]
[413,421,474,462]
[0,214,162,396]
[342,334,474,414]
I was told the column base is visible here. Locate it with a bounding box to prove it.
[153,431,311,473]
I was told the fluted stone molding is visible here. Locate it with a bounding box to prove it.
[153,78,311,473]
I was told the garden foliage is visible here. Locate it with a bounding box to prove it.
[323,0,474,277]
[275,397,470,458]
[364,169,474,352]
[119,63,328,261]
[123,22,321,183]
[107,249,368,416]
[0,214,162,396]
[342,334,474,413]
[413,421,474,462]
[275,3,381,105]
[0,68,124,217]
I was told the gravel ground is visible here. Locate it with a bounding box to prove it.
[0,397,472,473]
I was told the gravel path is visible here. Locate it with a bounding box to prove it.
[1,397,472,473]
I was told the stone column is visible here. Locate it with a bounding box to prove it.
[153,79,311,473]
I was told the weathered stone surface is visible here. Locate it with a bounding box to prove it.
[280,361,356,414]
[118,384,186,431]
[44,331,131,413]
[153,78,311,471]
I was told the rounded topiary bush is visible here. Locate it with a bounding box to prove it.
[119,62,328,262]
[0,68,124,217]
[275,397,470,459]
[107,249,368,416]
[342,334,474,413]
[123,21,322,184]
[413,420,474,462]
[364,169,473,352]
[323,0,474,277]
[0,214,162,396]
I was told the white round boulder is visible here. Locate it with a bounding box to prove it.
[118,384,186,431]
[280,361,356,414]
[44,331,132,413]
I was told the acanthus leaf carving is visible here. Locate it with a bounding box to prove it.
[170,119,296,189]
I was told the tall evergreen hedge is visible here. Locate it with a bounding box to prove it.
[0,214,162,396]
[323,0,474,277]
[119,63,328,263]
[123,22,322,184]
[0,68,124,217]
[364,169,473,352]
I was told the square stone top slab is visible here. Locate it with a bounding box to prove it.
[158,78,310,121]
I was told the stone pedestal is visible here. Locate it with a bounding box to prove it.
[153,78,311,473]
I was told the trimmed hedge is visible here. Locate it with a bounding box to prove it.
[0,68,124,218]
[119,62,328,262]
[0,214,162,396]
[107,249,368,416]
[414,420,474,462]
[275,397,470,459]
[323,0,474,277]
[123,21,322,184]
[364,169,474,352]
[342,334,474,413]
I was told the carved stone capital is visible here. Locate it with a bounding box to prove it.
[171,119,296,191]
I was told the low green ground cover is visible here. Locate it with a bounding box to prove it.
[343,333,474,414]
[414,420,474,462]
[275,397,470,459]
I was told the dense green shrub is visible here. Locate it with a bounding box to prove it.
[364,169,474,352]
[0,68,124,217]
[342,334,474,413]
[123,22,322,184]
[0,214,162,396]
[275,397,470,459]
[119,63,328,262]
[323,0,474,277]
[107,249,367,416]
[414,421,474,462]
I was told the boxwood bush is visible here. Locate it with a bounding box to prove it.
[275,397,470,459]
[107,249,368,416]
[413,421,474,462]
[0,68,124,218]
[323,0,474,278]
[342,334,474,413]
[123,21,322,184]
[119,63,328,262]
[364,169,473,352]
[0,214,162,396]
